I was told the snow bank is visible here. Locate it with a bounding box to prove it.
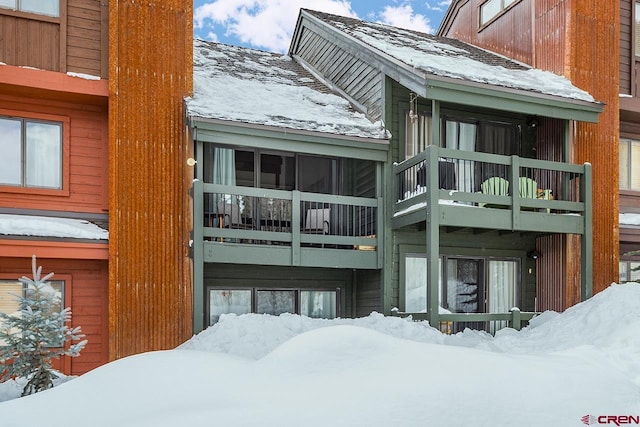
[0,214,108,240]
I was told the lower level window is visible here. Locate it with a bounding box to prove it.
[208,288,338,325]
[404,255,519,333]
[0,279,64,346]
[619,261,640,283]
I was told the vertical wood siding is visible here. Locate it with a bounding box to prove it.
[441,0,534,64]
[109,0,193,360]
[293,27,383,122]
[0,257,109,375]
[565,1,620,295]
[0,94,108,213]
[621,0,632,95]
[0,15,60,70]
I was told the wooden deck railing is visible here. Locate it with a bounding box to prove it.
[392,308,539,334]
[394,145,591,220]
[192,181,382,252]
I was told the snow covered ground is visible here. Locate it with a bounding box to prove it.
[0,283,639,426]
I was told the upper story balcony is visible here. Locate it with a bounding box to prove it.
[393,144,592,237]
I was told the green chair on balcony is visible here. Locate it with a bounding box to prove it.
[518,177,538,211]
[479,177,509,208]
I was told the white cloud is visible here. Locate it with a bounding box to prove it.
[194,0,356,53]
[425,0,452,12]
[378,4,432,34]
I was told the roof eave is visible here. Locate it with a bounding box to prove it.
[188,115,390,145]
[424,75,604,123]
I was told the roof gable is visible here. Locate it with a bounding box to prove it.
[298,9,597,106]
[186,39,388,140]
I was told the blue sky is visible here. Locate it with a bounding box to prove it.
[193,0,451,53]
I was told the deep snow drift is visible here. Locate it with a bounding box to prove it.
[0,283,639,427]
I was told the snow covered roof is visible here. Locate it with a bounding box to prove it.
[0,214,108,240]
[186,39,389,140]
[304,10,598,104]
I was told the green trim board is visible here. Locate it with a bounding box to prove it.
[192,118,389,162]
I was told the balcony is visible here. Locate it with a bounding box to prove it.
[191,181,383,269]
[393,144,592,236]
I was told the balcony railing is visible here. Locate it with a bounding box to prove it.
[191,181,382,267]
[394,145,592,233]
[392,308,538,334]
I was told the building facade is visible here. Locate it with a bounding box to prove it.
[439,0,620,309]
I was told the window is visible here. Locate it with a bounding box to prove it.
[0,116,62,189]
[619,261,640,283]
[402,253,519,331]
[0,279,65,346]
[620,138,640,191]
[480,0,518,26]
[0,0,59,17]
[207,287,339,325]
[405,112,432,160]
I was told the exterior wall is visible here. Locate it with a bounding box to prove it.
[0,0,108,77]
[440,0,620,303]
[0,93,108,214]
[108,0,193,360]
[0,257,109,375]
[440,0,533,65]
[354,270,381,317]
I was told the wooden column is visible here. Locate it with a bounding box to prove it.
[108,0,193,360]
[567,1,620,297]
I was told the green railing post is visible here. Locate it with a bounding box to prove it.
[510,307,522,331]
[192,180,205,334]
[510,155,520,230]
[425,145,440,329]
[292,190,301,266]
[581,163,593,300]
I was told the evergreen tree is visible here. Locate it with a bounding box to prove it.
[0,256,87,396]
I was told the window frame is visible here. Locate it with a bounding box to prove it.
[620,138,640,191]
[0,0,60,19]
[0,273,71,349]
[0,110,70,196]
[478,0,521,29]
[205,286,340,326]
[400,246,522,315]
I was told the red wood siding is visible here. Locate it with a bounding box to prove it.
[0,257,109,375]
[440,0,534,64]
[0,94,108,214]
[109,0,193,360]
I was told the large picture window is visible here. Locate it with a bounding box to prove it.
[0,116,62,189]
[207,287,339,325]
[0,0,59,17]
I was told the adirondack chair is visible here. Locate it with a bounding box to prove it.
[518,177,538,211]
[479,177,509,208]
